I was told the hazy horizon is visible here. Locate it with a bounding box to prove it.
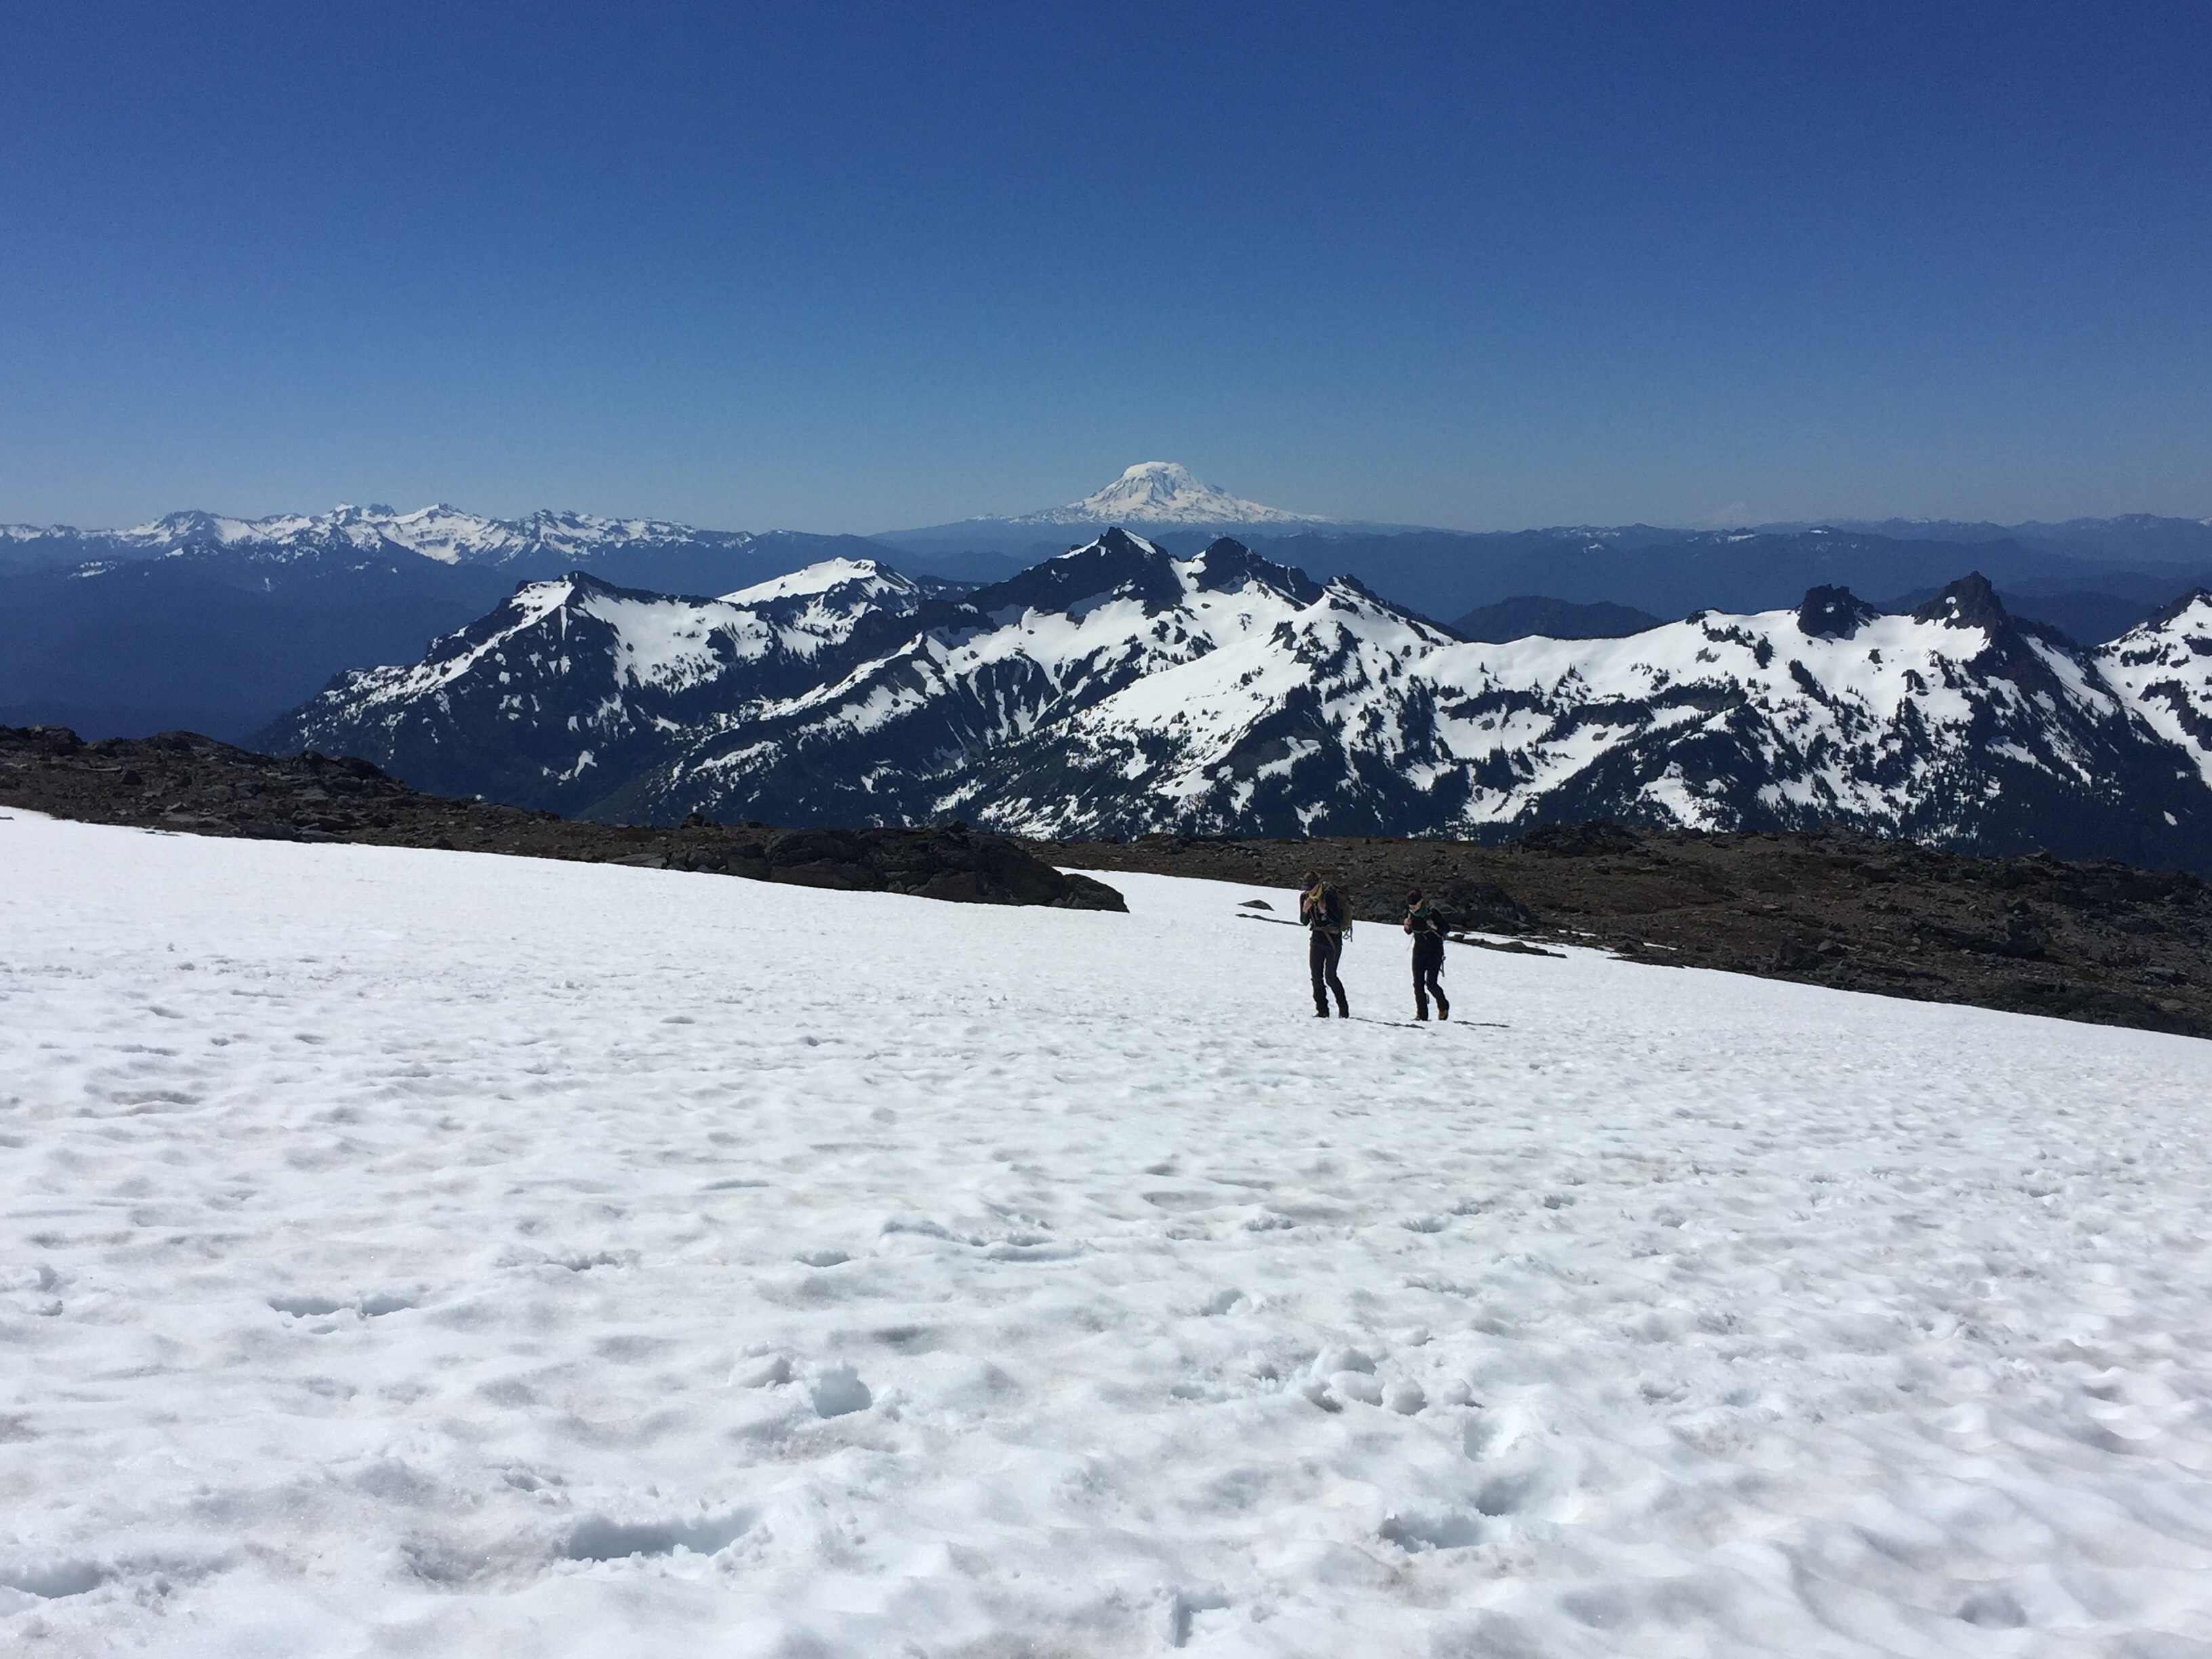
[5,472,2207,544]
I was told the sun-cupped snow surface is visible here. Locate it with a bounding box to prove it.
[6,815,2212,1656]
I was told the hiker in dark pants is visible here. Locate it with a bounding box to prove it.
[1300,869,1351,1017]
[1404,887,1450,1020]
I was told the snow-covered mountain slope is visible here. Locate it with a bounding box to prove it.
[263,537,2212,869]
[265,531,1322,821]
[971,574,2212,867]
[2091,590,2212,787]
[260,559,949,808]
[1011,460,1330,527]
[12,814,2212,1656]
[615,531,1328,824]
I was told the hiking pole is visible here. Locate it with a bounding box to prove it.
[1235,912,1561,957]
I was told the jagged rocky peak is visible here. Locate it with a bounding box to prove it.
[972,526,1185,613]
[1183,535,1325,604]
[969,528,1328,619]
[1795,585,1881,639]
[2142,587,2212,634]
[1912,571,2009,630]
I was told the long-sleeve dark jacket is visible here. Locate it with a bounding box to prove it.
[1300,884,1347,935]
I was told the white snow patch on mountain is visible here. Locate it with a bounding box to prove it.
[6,814,2212,1654]
[718,556,908,606]
[2094,592,2212,787]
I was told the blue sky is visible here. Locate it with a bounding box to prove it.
[2,1,2206,532]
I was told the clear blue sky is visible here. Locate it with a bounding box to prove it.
[3,1,2206,533]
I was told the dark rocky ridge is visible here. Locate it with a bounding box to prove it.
[1027,821,2212,1039]
[0,726,1124,912]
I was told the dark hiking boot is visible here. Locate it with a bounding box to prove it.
[1313,1005,1330,1017]
[1416,1006,1430,1020]
[1436,997,1450,1020]
[1334,999,1350,1018]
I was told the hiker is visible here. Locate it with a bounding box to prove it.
[1299,869,1351,1017]
[1404,887,1450,1020]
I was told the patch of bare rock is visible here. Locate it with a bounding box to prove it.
[0,726,1123,912]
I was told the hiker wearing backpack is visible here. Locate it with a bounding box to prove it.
[1300,870,1351,1017]
[1404,887,1450,1021]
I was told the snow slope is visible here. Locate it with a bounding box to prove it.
[264,560,945,807]
[5,813,2212,1656]
[2092,590,2212,787]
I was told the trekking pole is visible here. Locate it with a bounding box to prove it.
[1234,912,1561,956]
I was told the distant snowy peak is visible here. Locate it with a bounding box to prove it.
[1013,462,1329,527]
[2093,589,2212,786]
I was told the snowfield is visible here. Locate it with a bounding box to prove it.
[4,814,2211,1657]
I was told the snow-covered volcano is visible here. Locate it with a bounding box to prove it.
[1010,462,1330,528]
[263,533,2212,869]
[874,463,1342,560]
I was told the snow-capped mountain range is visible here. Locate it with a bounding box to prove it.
[262,531,2212,870]
[13,474,2211,758]
[0,503,762,569]
[0,464,1325,573]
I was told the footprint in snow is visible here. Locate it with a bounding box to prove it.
[731,1354,793,1387]
[562,1507,754,1563]
[1378,1510,1481,1553]
[809,1363,872,1418]
[0,1559,105,1601]
[269,1292,414,1319]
